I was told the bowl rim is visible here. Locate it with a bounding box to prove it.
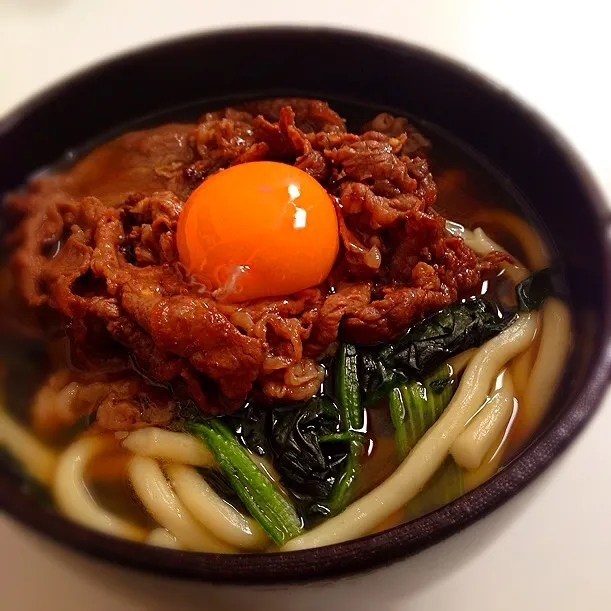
[1,25,611,583]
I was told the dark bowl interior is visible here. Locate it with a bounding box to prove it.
[1,27,610,583]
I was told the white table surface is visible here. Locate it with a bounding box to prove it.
[1,2,610,610]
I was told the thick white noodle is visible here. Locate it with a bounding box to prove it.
[462,227,529,284]
[447,348,477,377]
[122,428,215,467]
[447,218,549,272]
[127,455,232,553]
[472,211,550,271]
[146,528,182,549]
[54,436,146,540]
[283,313,537,550]
[166,464,269,550]
[0,407,57,485]
[451,371,515,470]
[510,333,539,398]
[520,298,571,437]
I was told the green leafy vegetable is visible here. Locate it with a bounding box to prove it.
[186,420,303,545]
[324,440,362,515]
[236,402,269,457]
[389,364,456,460]
[516,268,556,311]
[268,397,344,506]
[361,299,512,402]
[234,397,348,524]
[235,344,366,522]
[403,365,455,450]
[334,344,363,430]
[389,387,409,459]
[386,299,511,375]
[359,352,408,406]
[324,344,365,514]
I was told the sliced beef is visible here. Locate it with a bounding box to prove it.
[361,112,432,157]
[31,370,175,435]
[64,123,196,205]
[243,98,346,133]
[307,282,372,355]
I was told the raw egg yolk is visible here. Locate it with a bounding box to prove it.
[177,161,339,302]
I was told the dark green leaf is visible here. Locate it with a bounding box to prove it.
[269,397,344,507]
[391,299,511,375]
[359,353,409,407]
[516,268,556,311]
[360,299,513,401]
[233,397,350,525]
[236,402,269,456]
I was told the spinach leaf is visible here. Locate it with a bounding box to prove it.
[187,421,303,545]
[389,364,457,460]
[516,268,556,311]
[236,402,269,457]
[269,397,345,510]
[323,344,366,515]
[390,299,511,374]
[359,352,408,406]
[235,397,350,524]
[361,299,513,401]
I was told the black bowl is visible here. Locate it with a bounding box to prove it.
[1,27,610,583]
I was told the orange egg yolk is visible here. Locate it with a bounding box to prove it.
[176,161,339,302]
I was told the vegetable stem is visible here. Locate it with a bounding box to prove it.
[335,344,362,430]
[325,440,362,514]
[389,387,409,460]
[326,343,366,513]
[319,431,363,444]
[186,421,302,545]
[390,364,456,459]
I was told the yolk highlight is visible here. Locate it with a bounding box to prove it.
[177,161,339,302]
